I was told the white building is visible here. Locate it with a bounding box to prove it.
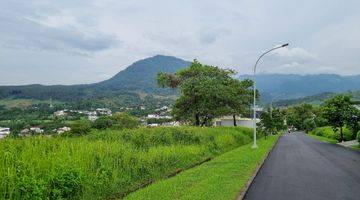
[355,105,360,110]
[162,121,180,127]
[54,110,67,117]
[55,126,71,134]
[96,108,112,116]
[19,127,44,137]
[214,116,260,128]
[147,114,172,119]
[0,127,10,139]
[147,123,159,127]
[88,111,99,121]
[30,127,44,134]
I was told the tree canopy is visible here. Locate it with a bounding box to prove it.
[322,94,359,142]
[284,94,360,142]
[157,60,253,126]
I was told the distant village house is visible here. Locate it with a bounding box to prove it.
[0,127,10,139]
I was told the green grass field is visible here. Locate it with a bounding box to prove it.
[0,126,255,199]
[309,126,354,142]
[351,145,360,151]
[0,99,60,108]
[125,135,280,200]
[307,134,338,144]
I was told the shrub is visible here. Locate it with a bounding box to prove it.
[93,116,114,130]
[310,126,352,141]
[304,118,316,133]
[49,168,84,199]
[93,113,139,130]
[111,112,139,130]
[70,120,91,136]
[357,131,360,143]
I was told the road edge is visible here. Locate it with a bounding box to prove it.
[236,134,281,200]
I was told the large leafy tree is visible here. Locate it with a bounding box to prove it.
[157,60,251,126]
[322,94,357,142]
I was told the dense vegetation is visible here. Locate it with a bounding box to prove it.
[0,126,254,199]
[284,94,360,142]
[257,107,286,138]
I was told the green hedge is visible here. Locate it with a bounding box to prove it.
[0,126,253,199]
[309,126,352,142]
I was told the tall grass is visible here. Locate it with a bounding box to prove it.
[0,126,252,199]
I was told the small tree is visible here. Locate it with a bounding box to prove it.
[304,118,316,133]
[111,113,140,130]
[93,116,114,129]
[322,94,355,142]
[258,107,284,139]
[258,108,273,139]
[70,120,91,136]
[93,113,139,130]
[346,108,360,139]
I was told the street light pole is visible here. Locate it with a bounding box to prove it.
[252,43,289,149]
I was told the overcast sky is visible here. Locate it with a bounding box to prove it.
[1,0,359,85]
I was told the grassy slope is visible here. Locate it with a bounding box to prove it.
[0,99,61,108]
[308,133,360,151]
[125,135,280,200]
[351,145,360,151]
[307,134,338,144]
[0,127,253,199]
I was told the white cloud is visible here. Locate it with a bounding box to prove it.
[0,0,360,84]
[275,47,317,61]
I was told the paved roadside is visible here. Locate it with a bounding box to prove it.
[244,132,360,200]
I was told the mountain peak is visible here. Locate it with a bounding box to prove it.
[96,55,191,91]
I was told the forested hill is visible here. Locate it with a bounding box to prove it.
[272,91,360,106]
[0,55,190,101]
[238,74,360,102]
[95,55,190,93]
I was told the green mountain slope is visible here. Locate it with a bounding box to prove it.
[0,55,190,101]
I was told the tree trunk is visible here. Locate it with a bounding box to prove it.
[340,126,344,142]
[233,114,237,126]
[195,113,200,126]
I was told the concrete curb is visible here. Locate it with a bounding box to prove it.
[236,135,282,200]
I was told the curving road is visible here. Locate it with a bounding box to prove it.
[244,132,360,200]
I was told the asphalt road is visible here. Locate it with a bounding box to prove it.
[243,132,360,200]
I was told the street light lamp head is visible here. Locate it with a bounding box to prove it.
[281,43,289,47]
